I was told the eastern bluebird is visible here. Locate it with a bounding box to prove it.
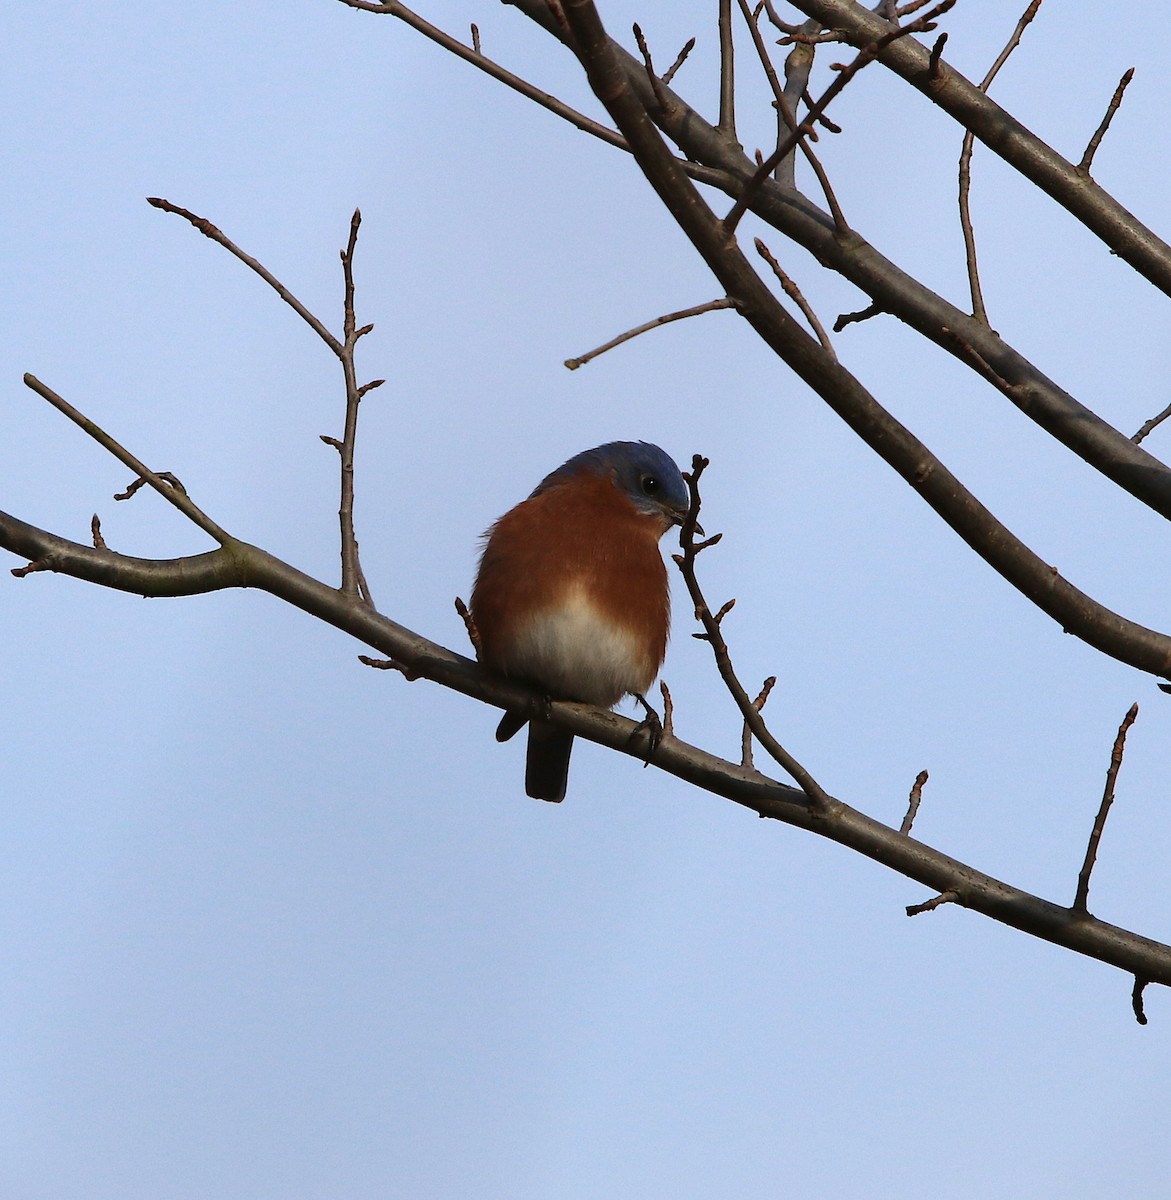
[471,441,691,802]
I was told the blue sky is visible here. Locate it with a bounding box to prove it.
[3,3,1170,1196]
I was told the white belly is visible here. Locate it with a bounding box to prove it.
[502,588,654,706]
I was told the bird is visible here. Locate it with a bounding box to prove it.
[471,441,691,802]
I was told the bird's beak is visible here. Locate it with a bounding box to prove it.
[672,508,703,536]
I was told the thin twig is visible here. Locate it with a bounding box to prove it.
[564,298,736,369]
[899,769,929,836]
[632,24,672,112]
[737,0,789,149]
[455,596,482,657]
[802,85,842,133]
[148,197,345,359]
[22,375,232,546]
[957,130,986,322]
[906,889,958,916]
[718,0,738,140]
[834,301,885,331]
[674,456,834,810]
[358,654,420,680]
[470,22,480,54]
[776,29,843,47]
[1079,67,1134,175]
[659,680,675,738]
[1133,976,1150,1026]
[662,37,695,86]
[1073,702,1139,913]
[724,0,955,235]
[115,471,187,502]
[759,0,803,35]
[335,208,375,605]
[737,0,847,224]
[336,0,633,158]
[754,239,837,356]
[741,676,776,769]
[959,1,1042,326]
[1132,400,1171,445]
[153,197,378,601]
[928,31,947,78]
[984,0,1042,80]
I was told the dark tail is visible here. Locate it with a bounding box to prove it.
[525,721,573,802]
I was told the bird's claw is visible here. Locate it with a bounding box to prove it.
[629,693,664,766]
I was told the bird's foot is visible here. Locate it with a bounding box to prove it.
[629,693,664,767]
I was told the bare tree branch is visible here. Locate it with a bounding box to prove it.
[662,36,695,86]
[1133,977,1150,1025]
[1132,400,1171,446]
[11,0,1171,1018]
[754,238,836,356]
[148,197,344,359]
[334,0,632,157]
[335,208,376,604]
[958,0,1043,325]
[7,167,1171,1009]
[723,2,958,236]
[564,298,737,370]
[506,0,1171,682]
[22,374,232,546]
[6,482,1169,987]
[783,0,1171,297]
[502,0,1171,534]
[1078,66,1135,176]
[718,0,737,141]
[906,889,957,916]
[833,300,885,331]
[674,455,835,810]
[740,676,776,771]
[1074,703,1139,914]
[900,769,929,836]
[735,0,845,223]
[153,199,379,600]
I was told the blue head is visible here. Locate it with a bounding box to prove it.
[533,441,691,525]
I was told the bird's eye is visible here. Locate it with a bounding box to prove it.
[640,474,660,496]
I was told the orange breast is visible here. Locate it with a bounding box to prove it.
[472,472,672,706]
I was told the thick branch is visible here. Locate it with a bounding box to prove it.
[783,0,1171,296]
[525,0,1171,680]
[501,0,1171,532]
[2,502,1169,987]
[1,512,242,595]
